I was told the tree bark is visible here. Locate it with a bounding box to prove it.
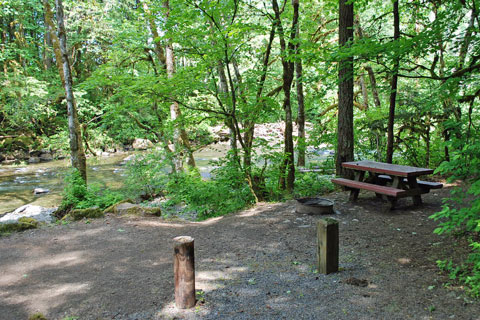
[143,1,166,67]
[43,0,53,70]
[216,61,238,158]
[273,0,298,193]
[243,22,277,173]
[366,66,381,108]
[295,25,306,167]
[44,0,65,85]
[359,73,369,109]
[354,16,380,108]
[164,0,196,170]
[386,0,400,164]
[336,0,354,177]
[55,0,87,182]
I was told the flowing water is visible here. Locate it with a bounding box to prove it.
[0,144,228,215]
[0,143,332,215]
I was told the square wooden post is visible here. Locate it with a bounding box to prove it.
[317,218,339,274]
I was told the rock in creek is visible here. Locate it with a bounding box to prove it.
[0,205,57,224]
[33,188,50,195]
[28,157,41,164]
[132,138,154,150]
[39,152,53,162]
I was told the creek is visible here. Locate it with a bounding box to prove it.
[0,145,227,215]
[0,143,333,215]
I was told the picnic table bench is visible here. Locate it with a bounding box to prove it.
[331,160,442,209]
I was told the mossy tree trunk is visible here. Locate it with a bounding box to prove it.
[272,0,299,193]
[55,0,87,182]
[386,0,400,164]
[44,0,65,85]
[336,0,354,178]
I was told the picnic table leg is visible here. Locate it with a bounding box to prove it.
[383,176,402,209]
[349,171,365,202]
[386,197,397,210]
[373,173,384,198]
[406,176,422,205]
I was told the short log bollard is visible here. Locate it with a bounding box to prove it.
[316,218,339,274]
[173,236,196,309]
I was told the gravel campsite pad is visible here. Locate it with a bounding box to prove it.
[1,185,479,319]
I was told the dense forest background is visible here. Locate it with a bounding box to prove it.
[1,0,479,295]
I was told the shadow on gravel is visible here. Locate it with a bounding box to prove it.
[1,187,479,320]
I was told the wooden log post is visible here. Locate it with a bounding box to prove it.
[173,236,195,309]
[317,218,339,274]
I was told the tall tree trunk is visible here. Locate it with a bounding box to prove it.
[439,4,476,161]
[386,0,400,164]
[44,0,65,85]
[55,0,87,182]
[336,0,354,177]
[354,16,381,109]
[43,3,53,70]
[243,22,276,174]
[164,0,196,170]
[295,25,306,167]
[143,1,166,66]
[425,115,431,167]
[359,73,369,109]
[272,0,298,193]
[216,60,238,158]
[438,34,450,162]
[366,66,381,108]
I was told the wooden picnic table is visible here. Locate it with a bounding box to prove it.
[332,160,442,209]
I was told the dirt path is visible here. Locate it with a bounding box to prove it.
[1,186,478,320]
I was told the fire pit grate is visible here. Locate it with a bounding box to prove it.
[295,197,334,215]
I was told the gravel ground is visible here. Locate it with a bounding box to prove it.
[1,185,479,320]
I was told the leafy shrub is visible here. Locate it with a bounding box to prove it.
[430,138,480,297]
[123,151,170,200]
[60,169,124,212]
[124,151,255,219]
[40,130,71,155]
[254,150,288,201]
[166,159,255,219]
[294,172,335,198]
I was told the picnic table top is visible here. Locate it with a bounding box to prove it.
[342,160,434,177]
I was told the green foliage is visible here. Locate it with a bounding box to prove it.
[40,131,71,155]
[124,151,254,219]
[60,169,124,212]
[294,172,335,198]
[123,151,170,200]
[256,150,288,201]
[166,159,255,220]
[430,137,480,297]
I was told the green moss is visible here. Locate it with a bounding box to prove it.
[18,217,40,229]
[66,207,104,221]
[103,199,134,214]
[110,202,161,217]
[28,313,48,320]
[142,206,162,217]
[0,217,39,235]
